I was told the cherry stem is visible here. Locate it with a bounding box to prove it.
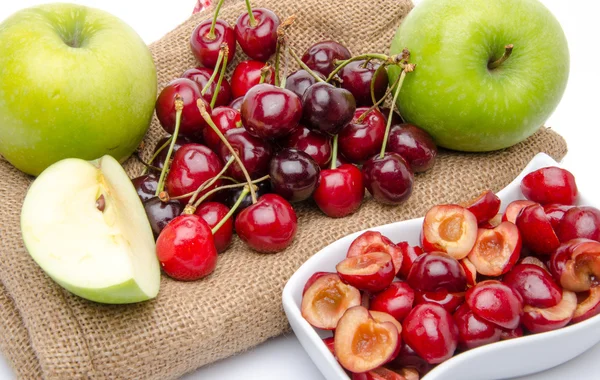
[244,0,257,27]
[210,45,229,108]
[197,99,258,204]
[211,186,250,235]
[379,69,408,158]
[201,47,225,96]
[208,0,226,40]
[275,15,296,88]
[259,63,272,84]
[357,71,403,124]
[330,134,339,170]
[186,156,235,205]
[134,153,162,173]
[326,53,391,82]
[193,175,269,208]
[289,49,325,83]
[488,44,514,70]
[155,95,183,196]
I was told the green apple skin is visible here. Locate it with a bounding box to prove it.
[0,3,157,176]
[389,0,569,152]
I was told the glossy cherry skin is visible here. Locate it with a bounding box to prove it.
[202,106,242,151]
[223,180,271,215]
[339,60,388,106]
[556,206,600,243]
[181,67,232,107]
[269,148,320,202]
[234,8,280,61]
[362,152,414,205]
[380,107,404,126]
[235,194,298,252]
[284,126,332,168]
[241,84,303,139]
[151,135,196,170]
[391,342,433,376]
[544,203,574,231]
[396,242,424,279]
[464,190,501,224]
[302,82,356,135]
[285,69,326,100]
[338,108,386,164]
[370,281,415,322]
[407,251,467,293]
[515,204,560,255]
[386,124,438,173]
[301,40,352,76]
[466,280,523,330]
[155,78,210,136]
[156,214,218,280]
[218,128,273,181]
[520,166,578,205]
[143,197,184,238]
[194,202,232,253]
[230,60,275,99]
[165,143,224,202]
[132,173,159,203]
[453,303,502,350]
[229,96,244,111]
[415,289,465,314]
[313,164,364,218]
[190,19,236,69]
[503,263,562,308]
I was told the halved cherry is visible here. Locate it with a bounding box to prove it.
[479,213,502,229]
[572,287,600,323]
[460,257,477,286]
[502,200,536,224]
[335,306,400,373]
[467,222,521,276]
[421,205,478,260]
[414,289,465,314]
[352,367,419,380]
[515,204,560,255]
[466,280,523,330]
[337,252,395,293]
[302,271,333,295]
[301,273,361,330]
[462,190,501,224]
[521,290,577,333]
[370,310,403,358]
[503,263,562,308]
[323,336,336,357]
[544,204,574,231]
[407,251,467,293]
[556,206,600,243]
[347,231,403,275]
[370,282,415,322]
[519,256,550,272]
[549,238,600,292]
[396,242,423,279]
[390,342,432,377]
[520,166,578,206]
[500,326,524,341]
[453,303,502,350]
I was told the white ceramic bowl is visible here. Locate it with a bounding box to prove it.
[282,152,600,380]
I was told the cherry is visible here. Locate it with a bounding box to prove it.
[202,106,241,151]
[338,108,386,164]
[339,60,388,106]
[302,82,356,135]
[223,180,271,214]
[190,19,236,69]
[380,107,404,126]
[556,206,600,243]
[241,84,303,139]
[362,152,414,205]
[407,251,467,293]
[466,280,523,330]
[370,281,415,322]
[453,303,502,350]
[283,125,332,168]
[230,60,275,99]
[284,69,326,100]
[229,96,244,111]
[520,166,578,205]
[235,193,298,252]
[301,40,352,76]
[269,148,320,202]
[544,204,574,231]
[151,135,195,170]
[143,197,184,238]
[155,78,211,136]
[195,202,232,253]
[396,242,424,279]
[386,124,438,173]
[414,289,465,314]
[218,128,273,181]
[391,342,433,377]
[234,6,280,61]
[165,143,224,202]
[181,67,232,107]
[313,164,364,218]
[156,214,218,280]
[503,263,562,308]
[132,173,159,203]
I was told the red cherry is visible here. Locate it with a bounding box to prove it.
[284,69,326,100]
[338,108,386,164]
[339,60,388,106]
[195,202,233,253]
[156,214,218,281]
[151,136,196,171]
[234,8,280,61]
[386,124,438,173]
[556,206,600,243]
[362,152,414,205]
[155,78,210,136]
[407,251,467,293]
[313,164,364,218]
[230,60,275,99]
[229,96,244,111]
[453,303,502,350]
[202,106,241,151]
[520,166,578,205]
[235,194,298,252]
[181,67,232,107]
[466,280,523,330]
[284,125,332,168]
[301,40,352,76]
[370,281,415,322]
[218,128,273,181]
[190,19,236,69]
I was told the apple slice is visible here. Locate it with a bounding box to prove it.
[521,290,577,333]
[421,205,478,260]
[572,287,600,324]
[20,156,160,304]
[467,222,521,276]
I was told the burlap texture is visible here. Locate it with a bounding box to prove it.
[0,0,568,378]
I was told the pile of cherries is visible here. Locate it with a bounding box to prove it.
[131,0,439,281]
[301,166,600,379]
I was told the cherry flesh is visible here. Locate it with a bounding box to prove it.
[234,8,280,61]
[339,60,388,106]
[520,166,578,205]
[285,69,326,100]
[190,19,236,69]
[302,82,356,135]
[143,197,184,238]
[362,152,414,205]
[269,148,320,202]
[346,231,404,275]
[230,60,275,99]
[202,106,242,151]
[181,67,232,107]
[194,201,232,253]
[151,135,195,170]
[301,40,352,76]
[283,125,332,168]
[556,206,600,243]
[155,78,210,136]
[338,108,386,164]
[407,251,467,293]
[386,124,437,173]
[218,128,273,181]
[313,164,364,218]
[132,173,159,203]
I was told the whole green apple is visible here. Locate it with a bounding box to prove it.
[0,3,157,176]
[389,0,569,152]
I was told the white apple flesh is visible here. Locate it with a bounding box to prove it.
[21,155,160,304]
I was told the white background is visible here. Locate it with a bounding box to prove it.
[0,0,599,379]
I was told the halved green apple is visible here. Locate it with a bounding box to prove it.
[21,155,160,304]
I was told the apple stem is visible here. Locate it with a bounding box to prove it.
[244,0,258,27]
[274,15,296,88]
[356,71,403,124]
[193,175,269,208]
[183,156,235,205]
[289,49,326,83]
[330,134,339,170]
[488,44,514,70]
[259,63,272,84]
[202,47,225,96]
[326,53,391,83]
[155,95,183,196]
[379,66,411,158]
[208,0,226,40]
[197,99,258,204]
[210,45,230,108]
[211,186,250,234]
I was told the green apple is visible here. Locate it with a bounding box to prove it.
[21,155,160,304]
[389,0,569,151]
[0,3,157,176]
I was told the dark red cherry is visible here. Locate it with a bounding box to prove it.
[132,173,159,203]
[453,303,502,350]
[339,60,388,106]
[234,8,280,61]
[190,19,236,69]
[269,148,320,202]
[302,82,356,135]
[284,69,326,100]
[229,96,244,111]
[520,166,578,205]
[284,126,332,168]
[338,108,386,164]
[235,194,298,253]
[230,60,275,99]
[143,197,184,238]
[218,128,273,181]
[151,135,196,170]
[380,107,404,125]
[544,204,574,231]
[165,143,224,203]
[181,67,232,107]
[407,251,467,293]
[195,202,232,253]
[301,40,351,76]
[155,78,211,136]
[387,124,437,173]
[556,206,600,243]
[362,152,414,205]
[313,164,364,218]
[202,106,242,151]
[223,180,272,215]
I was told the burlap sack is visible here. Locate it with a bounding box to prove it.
[0,0,568,378]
